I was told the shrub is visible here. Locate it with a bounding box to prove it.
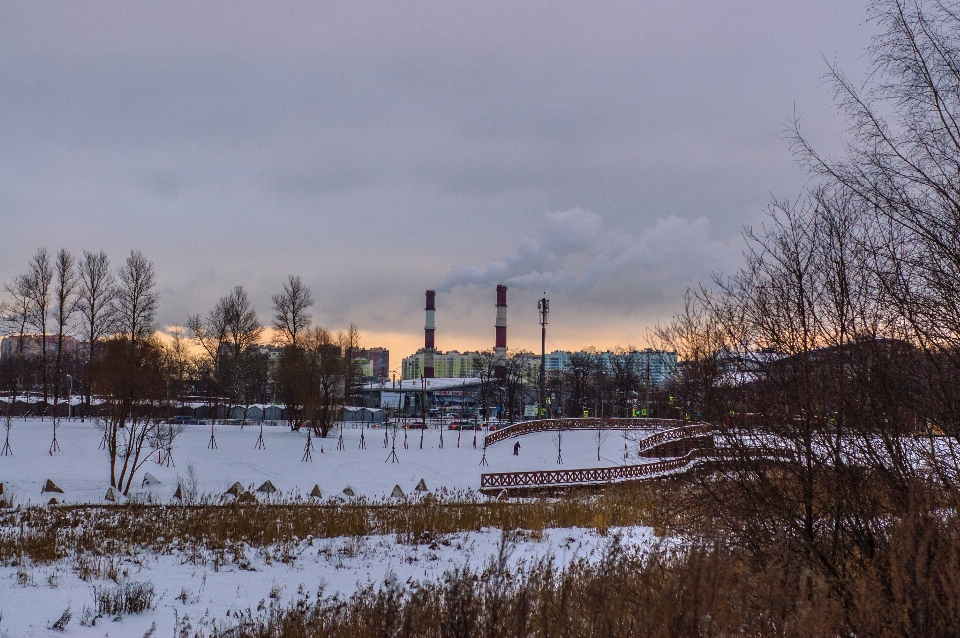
[91,581,156,617]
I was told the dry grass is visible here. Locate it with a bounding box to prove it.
[170,536,847,638]
[171,512,960,638]
[5,475,960,635]
[0,482,684,564]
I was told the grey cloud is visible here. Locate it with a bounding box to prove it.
[439,208,739,298]
[0,0,876,355]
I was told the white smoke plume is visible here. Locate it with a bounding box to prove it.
[438,208,740,298]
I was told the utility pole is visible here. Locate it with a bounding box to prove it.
[538,295,549,417]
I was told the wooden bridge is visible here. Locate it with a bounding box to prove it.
[483,417,688,447]
[479,423,717,495]
[479,449,714,494]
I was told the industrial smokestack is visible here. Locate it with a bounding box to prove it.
[495,285,507,379]
[424,290,436,378]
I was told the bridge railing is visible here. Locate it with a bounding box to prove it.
[479,449,709,491]
[635,424,713,456]
[483,417,686,446]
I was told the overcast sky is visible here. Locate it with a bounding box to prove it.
[0,1,874,368]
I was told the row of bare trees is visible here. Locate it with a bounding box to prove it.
[1,257,367,421]
[1,254,366,491]
[1,249,156,417]
[467,347,667,423]
[0,248,164,493]
[268,275,364,436]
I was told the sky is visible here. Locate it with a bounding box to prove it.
[0,1,874,371]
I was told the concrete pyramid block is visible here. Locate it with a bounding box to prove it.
[256,480,277,494]
[104,486,121,502]
[42,479,64,494]
[391,484,405,498]
[47,497,58,505]
[141,472,161,487]
[173,484,184,500]
[225,481,245,497]
[415,478,428,492]
[342,486,355,497]
[309,484,323,499]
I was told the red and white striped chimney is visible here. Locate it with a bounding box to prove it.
[424,290,436,378]
[495,285,507,378]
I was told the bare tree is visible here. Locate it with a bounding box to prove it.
[78,250,116,417]
[474,350,499,422]
[563,350,596,419]
[503,351,535,423]
[308,327,346,437]
[51,250,79,409]
[48,249,79,452]
[24,249,53,414]
[164,326,193,408]
[189,285,263,417]
[271,275,313,348]
[91,335,172,495]
[594,422,608,461]
[339,323,362,406]
[654,187,925,630]
[115,250,158,342]
[1,276,34,427]
[609,347,640,417]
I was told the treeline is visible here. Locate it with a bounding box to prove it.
[0,251,364,435]
[0,249,157,416]
[470,348,674,423]
[640,1,960,634]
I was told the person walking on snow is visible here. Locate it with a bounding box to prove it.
[513,441,520,456]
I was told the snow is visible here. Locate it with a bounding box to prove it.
[0,525,656,637]
[0,418,666,635]
[0,418,660,505]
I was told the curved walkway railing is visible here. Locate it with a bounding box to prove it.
[479,450,709,492]
[635,424,712,456]
[483,417,686,446]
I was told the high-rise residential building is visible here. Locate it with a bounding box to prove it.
[0,334,78,361]
[359,347,389,379]
[401,347,677,385]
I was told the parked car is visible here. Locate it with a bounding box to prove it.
[448,420,479,430]
[403,421,429,429]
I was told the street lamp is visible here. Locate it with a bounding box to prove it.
[537,296,549,417]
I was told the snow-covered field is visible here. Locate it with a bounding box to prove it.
[0,526,656,637]
[0,418,655,504]
[0,419,661,635]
